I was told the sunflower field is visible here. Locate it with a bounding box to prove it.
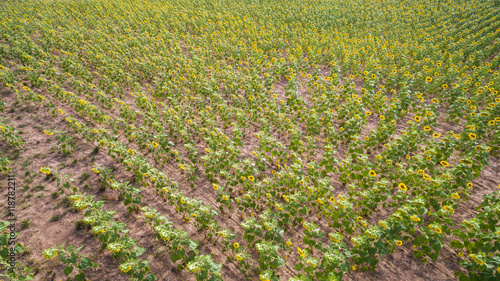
[0,0,499,280]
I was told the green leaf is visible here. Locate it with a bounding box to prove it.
[67,253,77,264]
[172,248,185,262]
[139,259,150,269]
[0,221,8,232]
[450,240,464,249]
[428,252,439,261]
[208,273,222,281]
[277,256,286,267]
[15,243,24,254]
[74,245,84,253]
[209,261,222,273]
[79,257,92,270]
[0,235,7,246]
[0,247,8,259]
[134,246,146,257]
[64,265,74,276]
[465,241,475,252]
[186,239,199,251]
[75,273,86,281]
[295,262,304,271]
[374,240,388,256]
[60,254,67,264]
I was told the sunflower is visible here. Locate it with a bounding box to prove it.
[468,133,476,139]
[425,76,432,82]
[398,183,407,191]
[423,126,431,131]
[467,183,473,188]
[248,176,255,181]
[302,222,311,231]
[440,161,449,167]
[396,241,403,246]
[368,170,377,177]
[378,221,388,229]
[297,247,305,258]
[42,249,58,260]
[414,116,421,122]
[233,243,239,249]
[119,263,132,273]
[40,167,51,174]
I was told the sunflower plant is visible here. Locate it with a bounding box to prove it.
[0,221,34,281]
[42,244,98,281]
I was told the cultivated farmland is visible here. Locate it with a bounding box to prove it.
[0,0,499,280]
